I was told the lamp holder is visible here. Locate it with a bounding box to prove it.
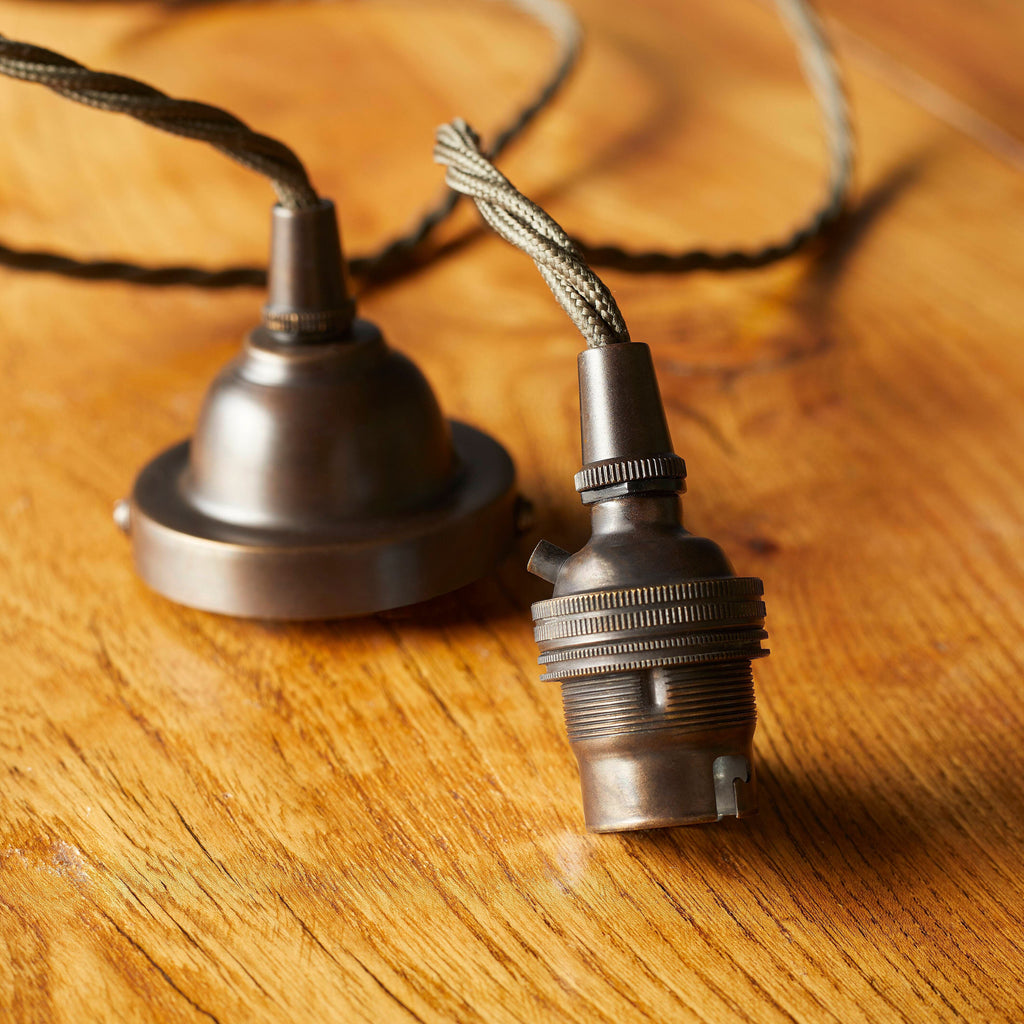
[527,344,768,831]
[436,121,770,832]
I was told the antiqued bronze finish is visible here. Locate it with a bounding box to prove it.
[120,201,517,618]
[528,343,768,832]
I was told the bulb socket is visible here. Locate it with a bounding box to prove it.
[529,342,769,831]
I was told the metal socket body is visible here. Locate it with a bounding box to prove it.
[529,343,768,832]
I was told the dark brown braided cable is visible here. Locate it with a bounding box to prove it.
[574,0,853,273]
[0,244,267,288]
[348,0,582,282]
[0,0,582,289]
[0,0,851,289]
[0,35,319,210]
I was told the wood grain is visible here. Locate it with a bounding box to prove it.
[2,1,1024,1021]
[819,0,1024,144]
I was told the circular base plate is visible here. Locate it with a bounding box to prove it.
[126,421,516,619]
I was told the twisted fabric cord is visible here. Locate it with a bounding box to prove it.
[0,35,319,210]
[435,119,628,348]
[353,0,581,281]
[577,0,853,272]
[0,0,581,288]
[0,246,265,287]
[0,0,850,289]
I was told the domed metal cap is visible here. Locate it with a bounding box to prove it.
[118,201,516,619]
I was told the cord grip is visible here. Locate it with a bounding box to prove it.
[262,200,355,342]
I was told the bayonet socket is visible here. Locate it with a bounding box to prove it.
[528,343,768,831]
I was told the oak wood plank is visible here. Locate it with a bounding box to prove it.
[819,0,1024,145]
[2,1,1023,1021]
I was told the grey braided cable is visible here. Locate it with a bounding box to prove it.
[435,118,629,348]
[0,0,582,288]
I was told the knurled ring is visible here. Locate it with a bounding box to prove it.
[574,453,686,493]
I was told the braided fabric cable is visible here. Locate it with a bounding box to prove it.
[576,0,853,272]
[0,245,265,287]
[0,34,319,210]
[0,0,582,288]
[0,0,850,289]
[351,0,582,281]
[435,119,629,348]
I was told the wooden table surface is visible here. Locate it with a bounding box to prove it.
[2,1,1023,1020]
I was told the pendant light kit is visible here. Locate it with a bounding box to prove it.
[0,0,851,831]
